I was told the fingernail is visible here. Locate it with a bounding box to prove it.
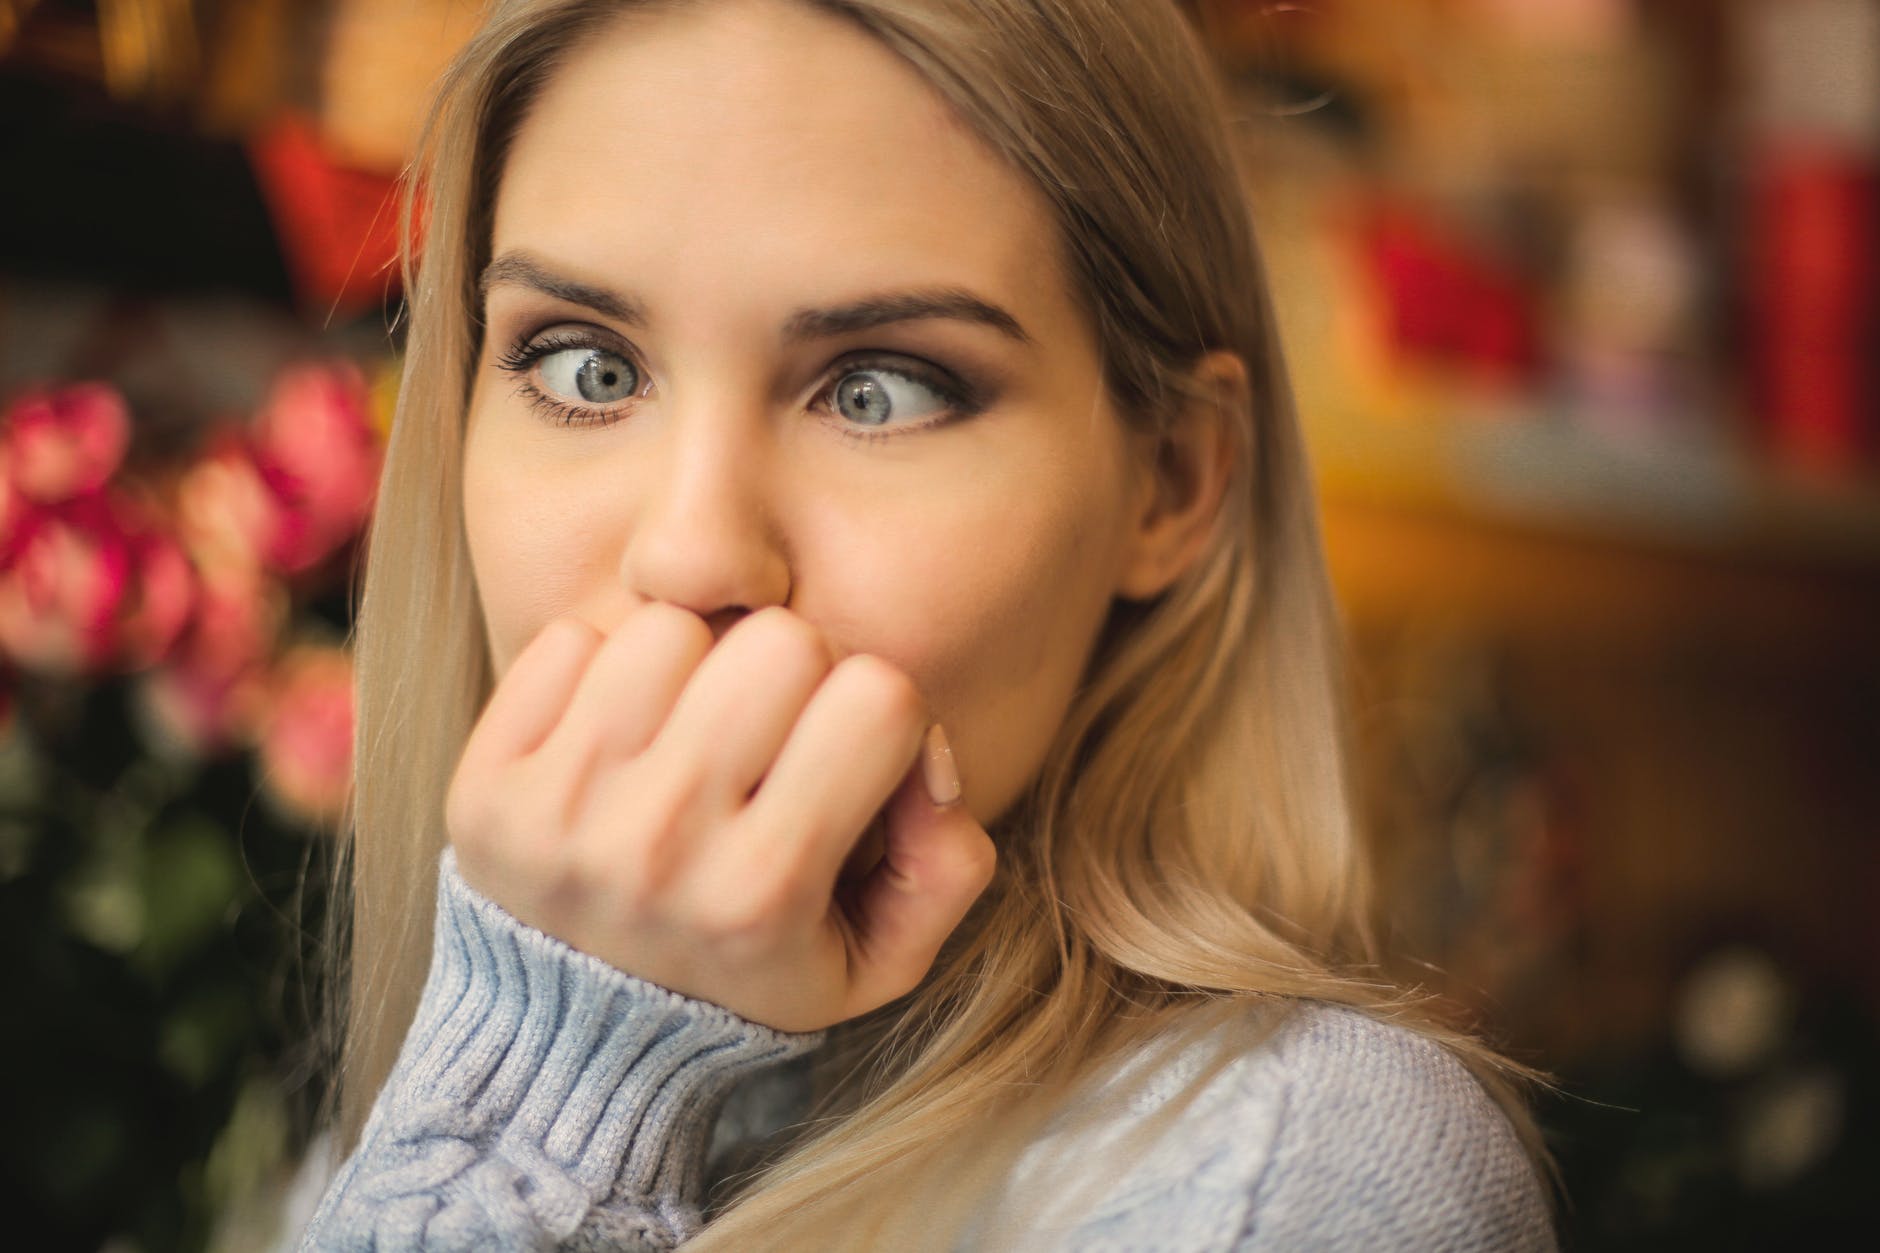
[922,723,963,808]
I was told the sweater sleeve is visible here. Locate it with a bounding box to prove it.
[297,849,824,1252]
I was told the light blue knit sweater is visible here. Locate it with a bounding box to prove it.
[298,851,1557,1250]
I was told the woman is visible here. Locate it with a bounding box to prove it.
[302,0,1558,1247]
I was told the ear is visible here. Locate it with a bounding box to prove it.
[1114,350,1247,602]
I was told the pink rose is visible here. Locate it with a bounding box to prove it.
[252,362,381,572]
[175,435,296,576]
[0,443,24,567]
[0,490,205,677]
[116,528,198,672]
[175,564,288,685]
[3,384,132,505]
[256,643,355,824]
[133,564,286,756]
[0,496,134,675]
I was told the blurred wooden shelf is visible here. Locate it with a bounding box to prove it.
[1309,410,1880,660]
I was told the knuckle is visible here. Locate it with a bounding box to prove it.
[744,607,833,672]
[836,653,924,726]
[512,617,597,676]
[541,614,601,652]
[636,600,714,654]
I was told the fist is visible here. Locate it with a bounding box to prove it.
[443,603,998,1033]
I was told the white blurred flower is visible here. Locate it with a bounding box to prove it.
[1674,945,1793,1079]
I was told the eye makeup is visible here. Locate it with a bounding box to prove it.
[489,321,996,441]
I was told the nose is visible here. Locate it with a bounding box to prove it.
[618,403,791,633]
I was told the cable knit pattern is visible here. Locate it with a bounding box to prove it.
[298,849,823,1251]
[299,852,1558,1251]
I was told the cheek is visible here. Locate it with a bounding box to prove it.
[462,426,620,674]
[811,479,1119,817]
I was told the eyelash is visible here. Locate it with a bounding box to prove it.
[491,327,984,441]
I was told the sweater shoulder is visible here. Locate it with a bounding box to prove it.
[1007,1002,1556,1252]
[1222,1002,1557,1251]
[1255,1000,1509,1129]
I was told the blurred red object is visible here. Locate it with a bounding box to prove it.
[0,496,133,674]
[136,564,287,755]
[112,524,196,671]
[1748,146,1878,475]
[175,435,297,576]
[251,361,382,571]
[1356,200,1543,390]
[4,383,131,507]
[0,489,197,677]
[0,386,199,675]
[247,113,405,319]
[0,362,378,697]
[1737,0,1880,477]
[175,361,379,577]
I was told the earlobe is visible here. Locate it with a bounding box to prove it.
[1114,351,1247,601]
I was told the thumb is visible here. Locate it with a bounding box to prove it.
[845,736,997,1010]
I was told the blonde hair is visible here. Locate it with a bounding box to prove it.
[329,0,1552,1243]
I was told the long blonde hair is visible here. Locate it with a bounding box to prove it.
[330,0,1551,1242]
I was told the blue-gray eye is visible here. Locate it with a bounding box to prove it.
[833,368,948,427]
[539,346,638,404]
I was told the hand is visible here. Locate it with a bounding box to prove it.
[443,603,998,1033]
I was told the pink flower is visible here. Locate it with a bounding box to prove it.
[0,496,134,675]
[116,528,198,671]
[0,443,24,566]
[3,384,132,505]
[133,564,286,756]
[176,563,288,685]
[256,643,354,824]
[252,362,381,572]
[175,435,296,576]
[0,489,204,677]
[170,363,381,580]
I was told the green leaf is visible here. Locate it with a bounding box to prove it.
[133,815,242,982]
[63,854,145,954]
[156,981,252,1089]
[0,815,40,882]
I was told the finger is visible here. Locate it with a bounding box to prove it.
[739,652,927,890]
[844,764,997,1010]
[547,602,714,761]
[652,607,834,799]
[458,616,603,777]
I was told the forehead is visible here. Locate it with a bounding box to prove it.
[489,0,1074,331]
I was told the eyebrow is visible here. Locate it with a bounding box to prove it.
[478,251,1032,347]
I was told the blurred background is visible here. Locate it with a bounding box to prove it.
[0,0,1875,1249]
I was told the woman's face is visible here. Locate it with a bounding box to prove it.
[463,0,1160,825]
